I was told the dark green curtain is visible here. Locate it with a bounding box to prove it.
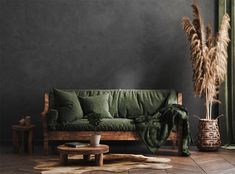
[219,0,235,145]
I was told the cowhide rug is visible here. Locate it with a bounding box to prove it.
[34,154,172,174]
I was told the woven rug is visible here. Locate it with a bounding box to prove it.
[34,154,172,174]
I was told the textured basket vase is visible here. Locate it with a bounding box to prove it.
[90,133,101,147]
[197,119,221,151]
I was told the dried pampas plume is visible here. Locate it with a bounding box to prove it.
[182,0,230,119]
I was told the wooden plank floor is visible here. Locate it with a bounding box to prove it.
[0,147,235,174]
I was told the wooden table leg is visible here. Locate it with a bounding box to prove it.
[21,132,25,153]
[12,130,16,152]
[60,153,68,164]
[28,130,33,154]
[83,154,91,161]
[95,153,103,166]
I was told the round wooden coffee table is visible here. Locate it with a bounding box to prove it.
[57,144,109,166]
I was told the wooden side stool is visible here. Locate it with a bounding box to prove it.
[12,125,35,154]
[57,144,109,166]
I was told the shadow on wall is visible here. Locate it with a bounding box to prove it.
[114,60,179,89]
[115,69,144,89]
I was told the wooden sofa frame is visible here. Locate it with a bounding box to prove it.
[41,92,183,155]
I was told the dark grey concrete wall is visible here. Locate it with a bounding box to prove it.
[0,0,216,144]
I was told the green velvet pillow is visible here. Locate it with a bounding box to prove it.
[79,94,113,119]
[53,88,83,123]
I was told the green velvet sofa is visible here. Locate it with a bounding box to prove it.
[41,89,183,155]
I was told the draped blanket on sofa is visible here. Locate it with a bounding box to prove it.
[132,104,190,156]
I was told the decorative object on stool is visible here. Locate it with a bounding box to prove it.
[18,118,25,126]
[18,115,32,126]
[182,0,230,151]
[87,113,102,147]
[24,116,32,126]
[90,133,101,147]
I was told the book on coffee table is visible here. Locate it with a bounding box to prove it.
[65,142,89,148]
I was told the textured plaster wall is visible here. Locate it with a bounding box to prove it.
[0,0,216,145]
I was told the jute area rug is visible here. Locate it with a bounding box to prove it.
[34,154,172,174]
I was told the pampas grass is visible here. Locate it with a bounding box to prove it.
[182,0,230,120]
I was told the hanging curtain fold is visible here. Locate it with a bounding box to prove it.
[219,0,235,145]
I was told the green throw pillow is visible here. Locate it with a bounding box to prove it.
[79,94,113,119]
[53,88,83,123]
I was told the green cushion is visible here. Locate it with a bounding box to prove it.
[118,90,177,118]
[75,90,120,118]
[79,94,113,119]
[51,118,135,131]
[47,109,58,130]
[53,88,83,123]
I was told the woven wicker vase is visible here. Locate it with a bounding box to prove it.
[197,119,221,151]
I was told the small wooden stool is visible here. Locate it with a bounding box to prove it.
[12,125,35,154]
[57,144,109,166]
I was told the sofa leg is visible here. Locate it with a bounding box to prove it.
[172,139,176,150]
[177,120,183,156]
[43,139,49,155]
[178,140,183,156]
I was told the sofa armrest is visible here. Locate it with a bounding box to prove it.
[41,92,49,135]
[41,92,49,116]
